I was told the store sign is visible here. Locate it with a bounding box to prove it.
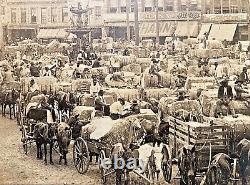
[203,13,248,23]
[139,22,176,37]
[142,11,201,21]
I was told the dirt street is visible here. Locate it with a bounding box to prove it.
[0,116,100,184]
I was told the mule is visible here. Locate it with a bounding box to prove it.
[177,145,197,185]
[33,122,57,164]
[1,89,19,119]
[236,138,250,185]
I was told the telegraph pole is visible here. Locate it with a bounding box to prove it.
[155,0,160,46]
[126,0,130,41]
[187,0,190,38]
[134,0,140,46]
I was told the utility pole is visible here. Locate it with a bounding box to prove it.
[220,0,223,14]
[155,0,160,46]
[126,0,130,41]
[134,0,140,46]
[187,0,190,38]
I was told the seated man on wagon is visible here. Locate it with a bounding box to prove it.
[25,79,40,103]
[214,78,238,118]
[149,58,163,88]
[110,98,129,120]
[94,90,109,116]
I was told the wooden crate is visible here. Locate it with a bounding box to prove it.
[168,116,231,171]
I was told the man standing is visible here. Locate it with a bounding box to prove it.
[214,79,237,118]
[149,59,163,88]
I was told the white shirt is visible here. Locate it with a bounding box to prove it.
[90,82,101,95]
[110,101,124,114]
[224,87,227,96]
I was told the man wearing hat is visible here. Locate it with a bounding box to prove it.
[129,100,140,115]
[234,80,249,100]
[149,58,163,88]
[30,62,40,77]
[214,78,237,118]
[239,67,249,85]
[94,90,108,116]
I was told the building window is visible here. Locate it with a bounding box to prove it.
[95,6,101,16]
[31,8,37,23]
[121,6,126,13]
[1,6,5,15]
[11,8,16,24]
[145,7,153,12]
[158,7,164,11]
[110,7,117,13]
[62,7,68,23]
[41,8,47,24]
[51,7,57,23]
[21,8,26,23]
[165,0,174,11]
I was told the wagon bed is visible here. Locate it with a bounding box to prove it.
[168,116,231,171]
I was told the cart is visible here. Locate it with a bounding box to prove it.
[167,116,239,184]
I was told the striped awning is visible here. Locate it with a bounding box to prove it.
[139,21,176,37]
[37,29,69,39]
[208,24,237,41]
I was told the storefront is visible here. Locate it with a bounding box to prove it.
[201,13,249,41]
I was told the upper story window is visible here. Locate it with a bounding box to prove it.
[51,7,57,23]
[31,8,37,23]
[110,7,117,13]
[95,6,101,16]
[62,7,68,23]
[145,7,153,12]
[41,8,47,24]
[21,8,26,23]
[121,6,126,13]
[1,6,5,15]
[11,8,16,24]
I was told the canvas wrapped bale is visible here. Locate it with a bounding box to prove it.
[135,58,151,72]
[2,81,21,92]
[170,100,201,116]
[144,88,174,100]
[122,63,142,75]
[209,49,223,58]
[20,77,57,93]
[185,77,216,90]
[142,68,177,88]
[81,117,115,140]
[79,94,115,106]
[115,55,136,67]
[99,116,147,149]
[105,72,140,88]
[72,106,95,123]
[105,88,139,101]
[187,66,202,77]
[56,82,72,92]
[90,67,109,78]
[218,115,250,141]
[207,40,223,49]
[194,48,209,58]
[158,97,176,119]
[71,79,91,92]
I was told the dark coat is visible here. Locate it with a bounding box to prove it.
[218,85,233,99]
[239,72,249,83]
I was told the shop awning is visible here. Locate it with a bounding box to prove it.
[139,21,176,37]
[37,29,69,39]
[208,24,237,41]
[197,23,211,39]
[174,21,199,37]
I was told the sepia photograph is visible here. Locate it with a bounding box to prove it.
[0,0,249,184]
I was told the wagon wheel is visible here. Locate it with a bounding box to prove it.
[73,137,90,174]
[99,150,107,184]
[21,125,28,155]
[161,159,172,183]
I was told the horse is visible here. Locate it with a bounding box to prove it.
[1,89,20,119]
[55,122,72,165]
[204,153,233,185]
[177,145,197,185]
[33,122,57,164]
[235,138,250,185]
